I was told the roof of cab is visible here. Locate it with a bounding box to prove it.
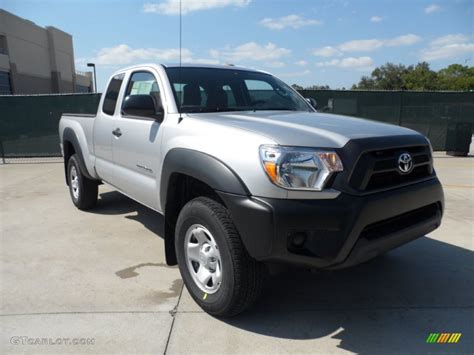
[113,63,270,75]
[163,63,261,71]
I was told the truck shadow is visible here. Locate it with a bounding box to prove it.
[222,238,474,353]
[90,191,473,353]
[92,190,165,239]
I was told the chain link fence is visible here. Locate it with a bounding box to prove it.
[0,93,101,160]
[301,90,473,154]
[0,90,473,159]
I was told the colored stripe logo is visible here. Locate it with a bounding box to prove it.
[426,333,462,344]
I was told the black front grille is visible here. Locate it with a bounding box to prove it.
[349,145,433,192]
[366,165,432,190]
[360,203,441,241]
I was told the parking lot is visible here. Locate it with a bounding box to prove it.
[1,153,473,354]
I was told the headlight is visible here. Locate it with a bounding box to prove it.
[260,145,343,191]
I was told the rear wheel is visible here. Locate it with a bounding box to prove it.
[175,197,264,317]
[67,154,98,210]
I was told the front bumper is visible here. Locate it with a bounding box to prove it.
[218,177,444,269]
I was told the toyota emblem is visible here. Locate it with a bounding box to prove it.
[398,153,413,174]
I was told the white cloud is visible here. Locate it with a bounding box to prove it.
[312,46,341,57]
[260,14,322,30]
[421,43,474,61]
[313,34,422,57]
[421,34,474,60]
[295,60,308,66]
[210,42,290,63]
[430,34,470,47]
[386,34,422,46]
[424,4,441,14]
[93,45,186,65]
[278,70,311,78]
[315,59,340,67]
[316,56,373,70]
[338,39,384,52]
[188,58,221,64]
[339,56,373,68]
[88,44,217,66]
[370,15,383,23]
[143,0,250,15]
[267,61,286,68]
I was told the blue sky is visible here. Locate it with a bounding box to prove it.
[3,0,473,89]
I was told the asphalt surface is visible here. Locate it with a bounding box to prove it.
[1,153,473,354]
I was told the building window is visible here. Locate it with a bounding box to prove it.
[75,85,91,93]
[0,71,12,95]
[0,35,8,55]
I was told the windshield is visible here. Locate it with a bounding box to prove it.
[165,67,312,113]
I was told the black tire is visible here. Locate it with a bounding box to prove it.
[175,197,264,317]
[67,154,98,210]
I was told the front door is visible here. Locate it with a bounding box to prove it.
[111,71,164,210]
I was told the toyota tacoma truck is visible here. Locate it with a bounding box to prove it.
[59,64,444,316]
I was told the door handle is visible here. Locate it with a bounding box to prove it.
[112,128,122,137]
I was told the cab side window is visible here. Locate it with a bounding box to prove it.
[125,71,160,102]
[120,71,163,119]
[102,73,125,115]
[222,84,237,108]
[244,79,274,103]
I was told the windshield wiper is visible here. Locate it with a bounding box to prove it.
[252,108,299,111]
[183,107,305,114]
[184,108,253,113]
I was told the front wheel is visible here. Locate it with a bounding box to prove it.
[175,197,264,317]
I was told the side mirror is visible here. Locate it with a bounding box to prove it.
[122,95,164,121]
[305,97,318,110]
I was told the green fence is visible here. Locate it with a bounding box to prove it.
[301,90,473,153]
[0,90,472,158]
[0,94,101,158]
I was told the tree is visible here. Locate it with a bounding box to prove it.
[354,63,409,90]
[291,84,304,90]
[305,84,330,90]
[353,62,474,91]
[437,64,474,91]
[402,62,438,90]
[352,76,376,90]
[291,84,331,91]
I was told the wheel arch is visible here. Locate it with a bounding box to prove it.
[62,127,94,184]
[160,148,250,265]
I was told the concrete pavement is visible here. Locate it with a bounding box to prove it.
[1,154,473,354]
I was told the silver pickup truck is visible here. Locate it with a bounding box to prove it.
[59,64,444,316]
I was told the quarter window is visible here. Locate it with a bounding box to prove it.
[102,73,125,115]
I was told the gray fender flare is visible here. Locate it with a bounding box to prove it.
[160,148,249,208]
[62,127,94,183]
[160,148,250,264]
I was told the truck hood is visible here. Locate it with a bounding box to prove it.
[190,111,421,148]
